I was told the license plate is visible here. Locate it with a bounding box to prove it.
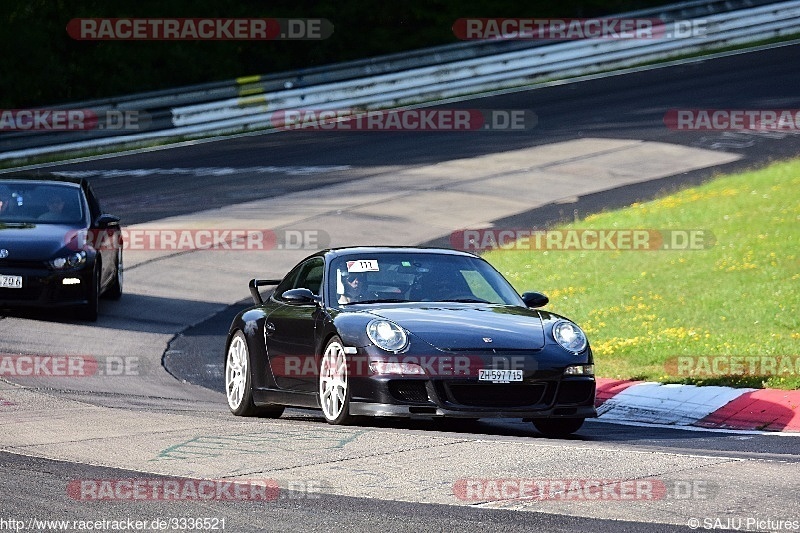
[0,275,22,289]
[478,369,523,382]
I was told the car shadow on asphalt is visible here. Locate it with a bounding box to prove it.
[0,292,239,334]
[273,411,794,454]
[275,411,591,441]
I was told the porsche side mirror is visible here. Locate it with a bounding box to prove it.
[521,291,549,308]
[282,288,322,304]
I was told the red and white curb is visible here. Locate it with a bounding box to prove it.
[596,378,800,432]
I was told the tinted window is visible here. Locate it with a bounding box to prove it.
[295,259,324,295]
[0,181,85,224]
[274,257,324,301]
[83,182,103,221]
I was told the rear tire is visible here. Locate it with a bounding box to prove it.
[532,418,584,437]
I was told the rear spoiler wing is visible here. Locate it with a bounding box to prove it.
[249,278,282,305]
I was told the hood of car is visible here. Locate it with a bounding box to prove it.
[367,304,546,351]
[0,223,78,261]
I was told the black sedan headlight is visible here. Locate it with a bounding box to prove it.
[366,319,408,352]
[552,320,588,354]
[49,250,87,270]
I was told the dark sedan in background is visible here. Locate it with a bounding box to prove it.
[0,174,122,321]
[225,247,596,437]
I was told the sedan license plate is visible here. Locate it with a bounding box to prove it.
[0,275,22,289]
[479,369,523,383]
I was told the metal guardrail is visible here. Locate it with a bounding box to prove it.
[1,0,797,162]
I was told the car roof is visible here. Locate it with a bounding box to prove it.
[0,174,85,187]
[322,246,480,260]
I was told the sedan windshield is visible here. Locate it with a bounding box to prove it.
[329,252,524,307]
[0,182,85,225]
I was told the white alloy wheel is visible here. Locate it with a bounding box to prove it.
[226,332,250,413]
[319,337,352,424]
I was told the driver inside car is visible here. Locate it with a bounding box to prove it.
[339,272,367,304]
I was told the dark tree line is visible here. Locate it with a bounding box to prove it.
[1,0,672,107]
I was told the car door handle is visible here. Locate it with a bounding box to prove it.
[264,322,276,336]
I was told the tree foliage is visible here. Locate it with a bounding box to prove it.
[0,0,672,107]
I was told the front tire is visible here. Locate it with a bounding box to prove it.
[319,336,353,425]
[225,330,284,418]
[104,247,123,300]
[533,418,584,437]
[78,264,100,322]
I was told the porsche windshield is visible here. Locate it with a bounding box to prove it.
[330,252,524,306]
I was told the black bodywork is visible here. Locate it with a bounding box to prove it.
[0,174,122,320]
[226,247,596,429]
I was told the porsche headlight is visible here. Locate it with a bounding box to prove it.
[49,250,87,270]
[552,320,588,354]
[366,319,408,352]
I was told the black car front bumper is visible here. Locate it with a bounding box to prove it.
[348,372,597,419]
[0,263,93,308]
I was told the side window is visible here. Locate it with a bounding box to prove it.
[273,264,304,301]
[273,257,324,301]
[297,261,324,295]
[83,182,103,221]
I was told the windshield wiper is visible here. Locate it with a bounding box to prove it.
[438,298,490,303]
[0,222,35,229]
[346,298,409,304]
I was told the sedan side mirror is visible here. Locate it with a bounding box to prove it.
[95,214,120,228]
[521,291,549,308]
[282,288,322,304]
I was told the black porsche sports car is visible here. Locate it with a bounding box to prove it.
[225,247,595,436]
[0,175,122,321]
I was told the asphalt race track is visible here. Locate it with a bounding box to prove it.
[2,43,799,532]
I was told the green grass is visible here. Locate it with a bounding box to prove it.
[484,159,800,389]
